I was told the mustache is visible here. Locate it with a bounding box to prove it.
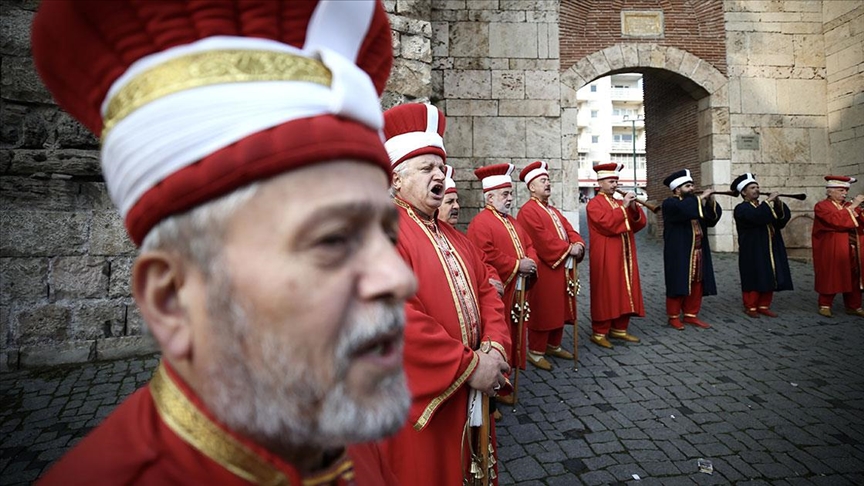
[337,304,405,364]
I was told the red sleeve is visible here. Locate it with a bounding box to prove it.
[398,271,478,429]
[456,227,511,359]
[395,221,510,429]
[468,237,513,395]
[816,200,861,230]
[629,204,647,233]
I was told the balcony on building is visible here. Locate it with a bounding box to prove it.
[609,73,643,102]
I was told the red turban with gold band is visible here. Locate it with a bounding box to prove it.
[383,103,447,170]
[32,0,393,245]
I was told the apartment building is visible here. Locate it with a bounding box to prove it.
[575,73,646,201]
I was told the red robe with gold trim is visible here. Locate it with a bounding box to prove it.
[516,198,585,331]
[812,198,864,293]
[38,362,397,486]
[467,205,539,369]
[380,199,511,486]
[586,193,646,321]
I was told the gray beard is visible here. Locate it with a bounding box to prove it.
[199,267,410,451]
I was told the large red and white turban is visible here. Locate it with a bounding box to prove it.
[824,175,857,189]
[32,0,393,245]
[592,163,624,181]
[383,103,446,170]
[474,164,514,193]
[519,161,548,187]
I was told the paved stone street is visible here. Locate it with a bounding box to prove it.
[3,218,864,485]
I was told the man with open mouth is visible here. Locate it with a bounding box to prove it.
[381,102,513,486]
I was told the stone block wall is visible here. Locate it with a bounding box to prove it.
[724,0,831,257]
[430,0,572,228]
[1,2,159,371]
[823,2,864,181]
[383,0,434,108]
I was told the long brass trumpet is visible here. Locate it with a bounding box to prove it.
[699,190,807,200]
[614,189,661,213]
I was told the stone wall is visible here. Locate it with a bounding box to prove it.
[1,1,155,371]
[823,1,864,182]
[724,0,831,257]
[383,0,434,108]
[430,0,571,228]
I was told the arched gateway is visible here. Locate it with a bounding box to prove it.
[560,43,733,251]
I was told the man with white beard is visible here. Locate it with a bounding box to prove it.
[32,1,416,484]
[467,163,539,398]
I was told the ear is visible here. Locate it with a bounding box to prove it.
[391,170,402,192]
[132,251,196,362]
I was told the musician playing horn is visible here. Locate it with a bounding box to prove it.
[812,175,864,318]
[661,169,722,330]
[585,163,645,348]
[731,173,794,318]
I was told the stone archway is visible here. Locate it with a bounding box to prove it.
[560,43,734,252]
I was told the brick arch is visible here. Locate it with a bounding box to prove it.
[560,43,735,251]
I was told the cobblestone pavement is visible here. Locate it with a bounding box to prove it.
[2,220,864,485]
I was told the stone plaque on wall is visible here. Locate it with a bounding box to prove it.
[736,135,761,150]
[621,10,664,38]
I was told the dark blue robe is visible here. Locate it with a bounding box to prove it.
[733,199,793,292]
[662,195,722,297]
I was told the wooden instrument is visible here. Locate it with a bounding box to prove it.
[614,189,661,213]
[701,190,807,200]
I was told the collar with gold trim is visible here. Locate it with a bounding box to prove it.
[150,362,356,485]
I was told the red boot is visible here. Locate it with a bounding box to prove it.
[683,316,711,329]
[668,317,685,330]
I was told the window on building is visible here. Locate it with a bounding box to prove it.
[590,85,597,92]
[591,110,599,118]
[613,134,633,143]
[591,135,599,144]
